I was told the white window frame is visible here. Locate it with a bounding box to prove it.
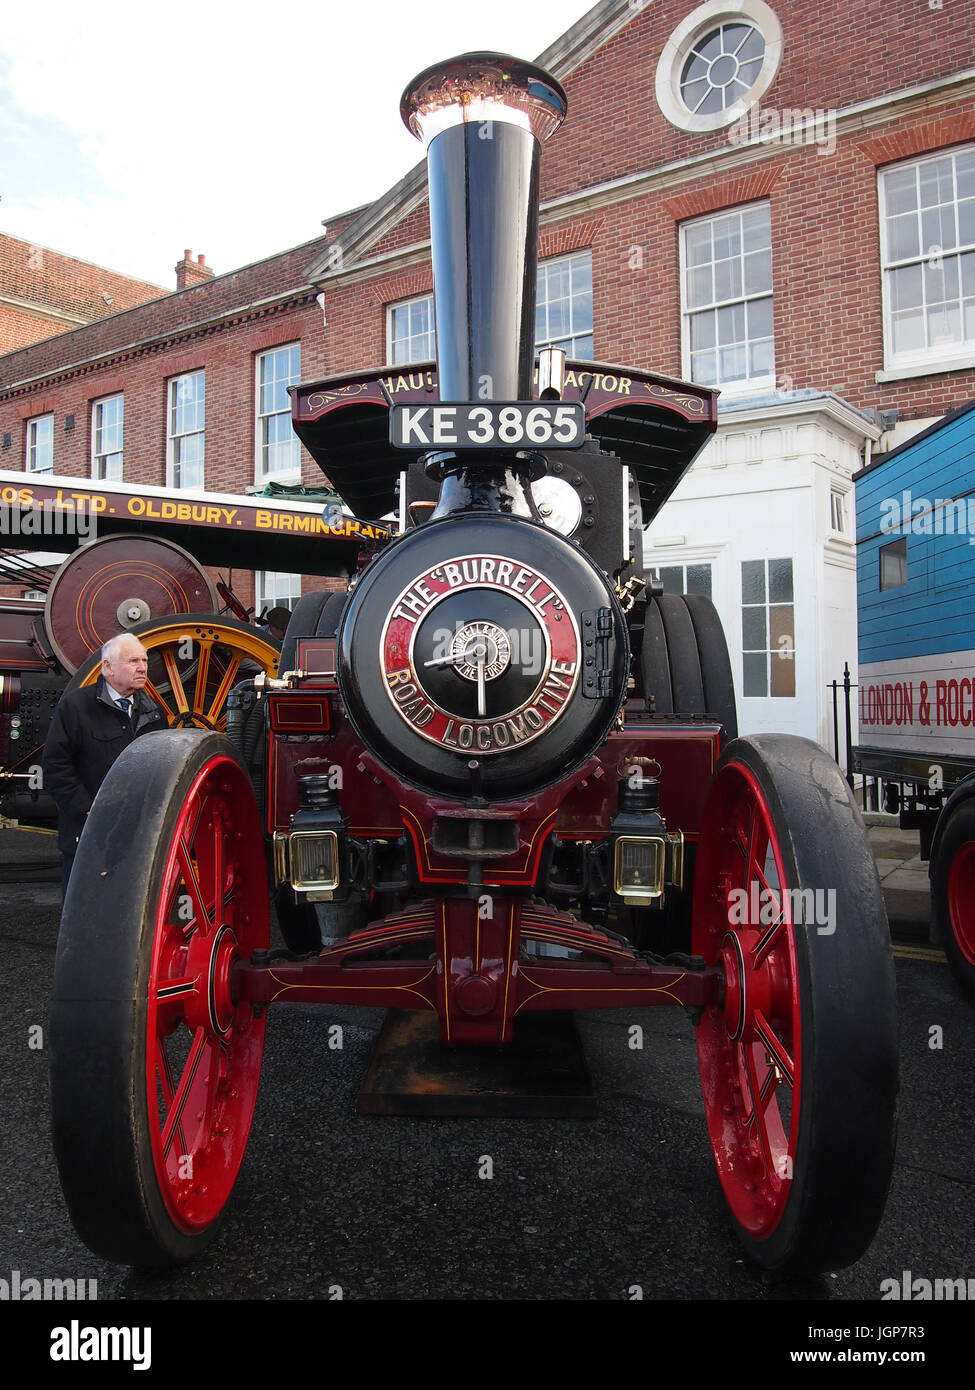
[741,556,795,698]
[647,560,714,598]
[386,252,596,367]
[879,537,907,591]
[255,343,301,484]
[25,414,53,473]
[91,394,124,481]
[255,571,302,614]
[680,201,775,396]
[829,486,849,535]
[167,370,205,490]
[386,295,436,366]
[878,145,975,378]
[535,251,594,359]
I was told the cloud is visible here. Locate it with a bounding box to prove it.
[0,0,584,282]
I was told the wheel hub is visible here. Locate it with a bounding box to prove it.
[718,929,776,1043]
[450,621,512,683]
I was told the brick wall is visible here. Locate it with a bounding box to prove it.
[0,305,74,356]
[0,301,328,489]
[0,232,167,355]
[0,232,333,391]
[326,114,975,426]
[537,0,970,203]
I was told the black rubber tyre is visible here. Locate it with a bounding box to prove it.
[641,598,673,712]
[635,592,736,952]
[931,801,975,999]
[655,593,705,712]
[316,592,347,638]
[278,591,333,674]
[640,593,736,736]
[50,731,269,1265]
[692,734,899,1274]
[684,593,738,739]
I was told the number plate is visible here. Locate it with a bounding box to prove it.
[389,401,586,451]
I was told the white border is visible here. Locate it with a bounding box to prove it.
[166,370,205,490]
[678,199,776,396]
[25,413,54,474]
[385,294,435,367]
[877,143,975,378]
[90,392,123,483]
[254,342,302,487]
[655,0,784,134]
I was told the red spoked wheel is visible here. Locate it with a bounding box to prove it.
[51,731,268,1265]
[932,800,975,999]
[692,734,898,1274]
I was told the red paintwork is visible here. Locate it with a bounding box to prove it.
[261,669,722,1043]
[145,753,268,1233]
[235,896,720,1036]
[691,757,802,1239]
[294,637,336,683]
[557,724,717,840]
[0,601,47,674]
[44,533,217,672]
[947,841,975,966]
[268,694,330,732]
[266,686,720,856]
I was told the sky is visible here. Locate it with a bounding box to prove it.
[0,0,597,289]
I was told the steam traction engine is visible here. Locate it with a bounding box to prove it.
[0,531,283,822]
[50,54,898,1275]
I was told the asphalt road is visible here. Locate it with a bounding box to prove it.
[0,830,971,1349]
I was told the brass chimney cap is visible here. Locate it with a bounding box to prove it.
[401,51,567,146]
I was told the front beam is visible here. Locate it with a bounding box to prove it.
[234,952,721,1014]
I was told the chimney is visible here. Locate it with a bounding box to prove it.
[401,53,567,403]
[175,249,214,290]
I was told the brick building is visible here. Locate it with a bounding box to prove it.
[0,0,972,725]
[0,232,167,356]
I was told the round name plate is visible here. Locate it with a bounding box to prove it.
[380,554,581,755]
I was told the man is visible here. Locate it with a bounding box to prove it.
[43,633,166,896]
[258,606,291,642]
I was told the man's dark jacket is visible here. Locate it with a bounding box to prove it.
[42,676,167,852]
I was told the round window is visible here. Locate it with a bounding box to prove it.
[680,23,766,116]
[656,2,783,133]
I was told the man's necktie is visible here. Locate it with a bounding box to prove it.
[116,697,132,719]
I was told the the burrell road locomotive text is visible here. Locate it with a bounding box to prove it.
[48,52,898,1276]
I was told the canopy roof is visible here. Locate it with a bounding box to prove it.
[290,361,718,525]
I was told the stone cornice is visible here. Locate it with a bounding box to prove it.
[311,65,975,290]
[534,0,639,80]
[0,293,90,328]
[718,392,882,445]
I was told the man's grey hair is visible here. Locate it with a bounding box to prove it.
[101,633,143,665]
